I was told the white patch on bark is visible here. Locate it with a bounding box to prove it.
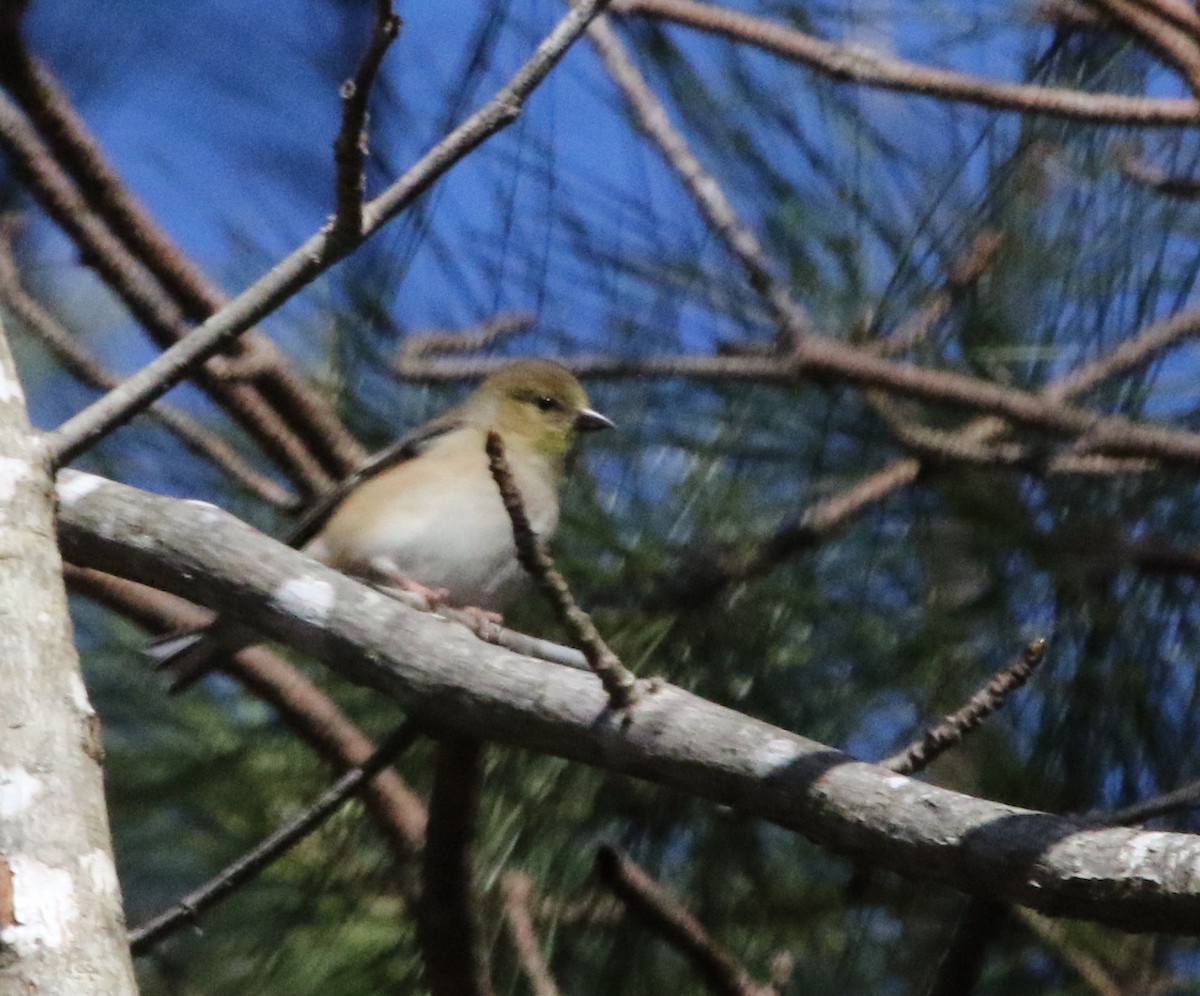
[272,575,335,625]
[750,737,801,776]
[1119,831,1174,875]
[0,456,31,503]
[0,368,24,404]
[56,471,105,506]
[0,768,42,817]
[78,850,119,898]
[68,672,96,718]
[0,856,78,953]
[885,775,908,790]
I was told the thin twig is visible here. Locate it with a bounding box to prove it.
[1013,907,1124,996]
[417,738,495,996]
[330,0,401,245]
[884,639,1046,776]
[0,227,297,510]
[1114,141,1200,199]
[128,721,420,955]
[595,845,775,996]
[583,10,814,347]
[612,0,1200,125]
[865,393,1155,476]
[502,872,562,996]
[400,311,536,358]
[1091,0,1200,97]
[579,6,1200,556]
[42,0,617,468]
[1081,776,1200,826]
[485,431,638,708]
[664,299,1200,606]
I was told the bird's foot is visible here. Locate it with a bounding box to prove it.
[375,572,452,608]
[456,605,504,628]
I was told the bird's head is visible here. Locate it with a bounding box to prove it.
[467,359,612,462]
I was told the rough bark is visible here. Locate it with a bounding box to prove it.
[0,323,137,993]
[55,470,1200,934]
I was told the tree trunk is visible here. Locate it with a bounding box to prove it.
[0,315,137,993]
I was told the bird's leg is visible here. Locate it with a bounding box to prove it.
[364,557,503,625]
[366,556,451,607]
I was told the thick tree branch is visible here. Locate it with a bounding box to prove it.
[54,471,1200,933]
[43,0,616,468]
[128,722,420,956]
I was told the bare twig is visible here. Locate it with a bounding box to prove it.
[1091,0,1200,97]
[0,228,297,510]
[0,26,362,475]
[390,85,1200,486]
[485,431,638,708]
[1081,777,1200,826]
[43,0,617,467]
[330,0,401,244]
[394,352,788,382]
[583,10,813,348]
[400,311,536,358]
[418,738,495,996]
[595,845,775,996]
[612,0,1200,125]
[502,872,562,996]
[1114,141,1200,199]
[128,721,420,955]
[665,300,1200,606]
[881,231,1005,355]
[865,393,1155,476]
[1014,908,1123,996]
[884,639,1047,776]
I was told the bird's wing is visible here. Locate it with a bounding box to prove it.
[283,413,465,549]
[146,413,467,692]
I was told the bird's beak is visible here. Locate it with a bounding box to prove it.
[574,408,615,432]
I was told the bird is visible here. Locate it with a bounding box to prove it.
[148,358,613,690]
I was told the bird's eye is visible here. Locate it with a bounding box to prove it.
[534,396,562,412]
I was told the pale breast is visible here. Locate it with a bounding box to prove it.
[307,427,559,610]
